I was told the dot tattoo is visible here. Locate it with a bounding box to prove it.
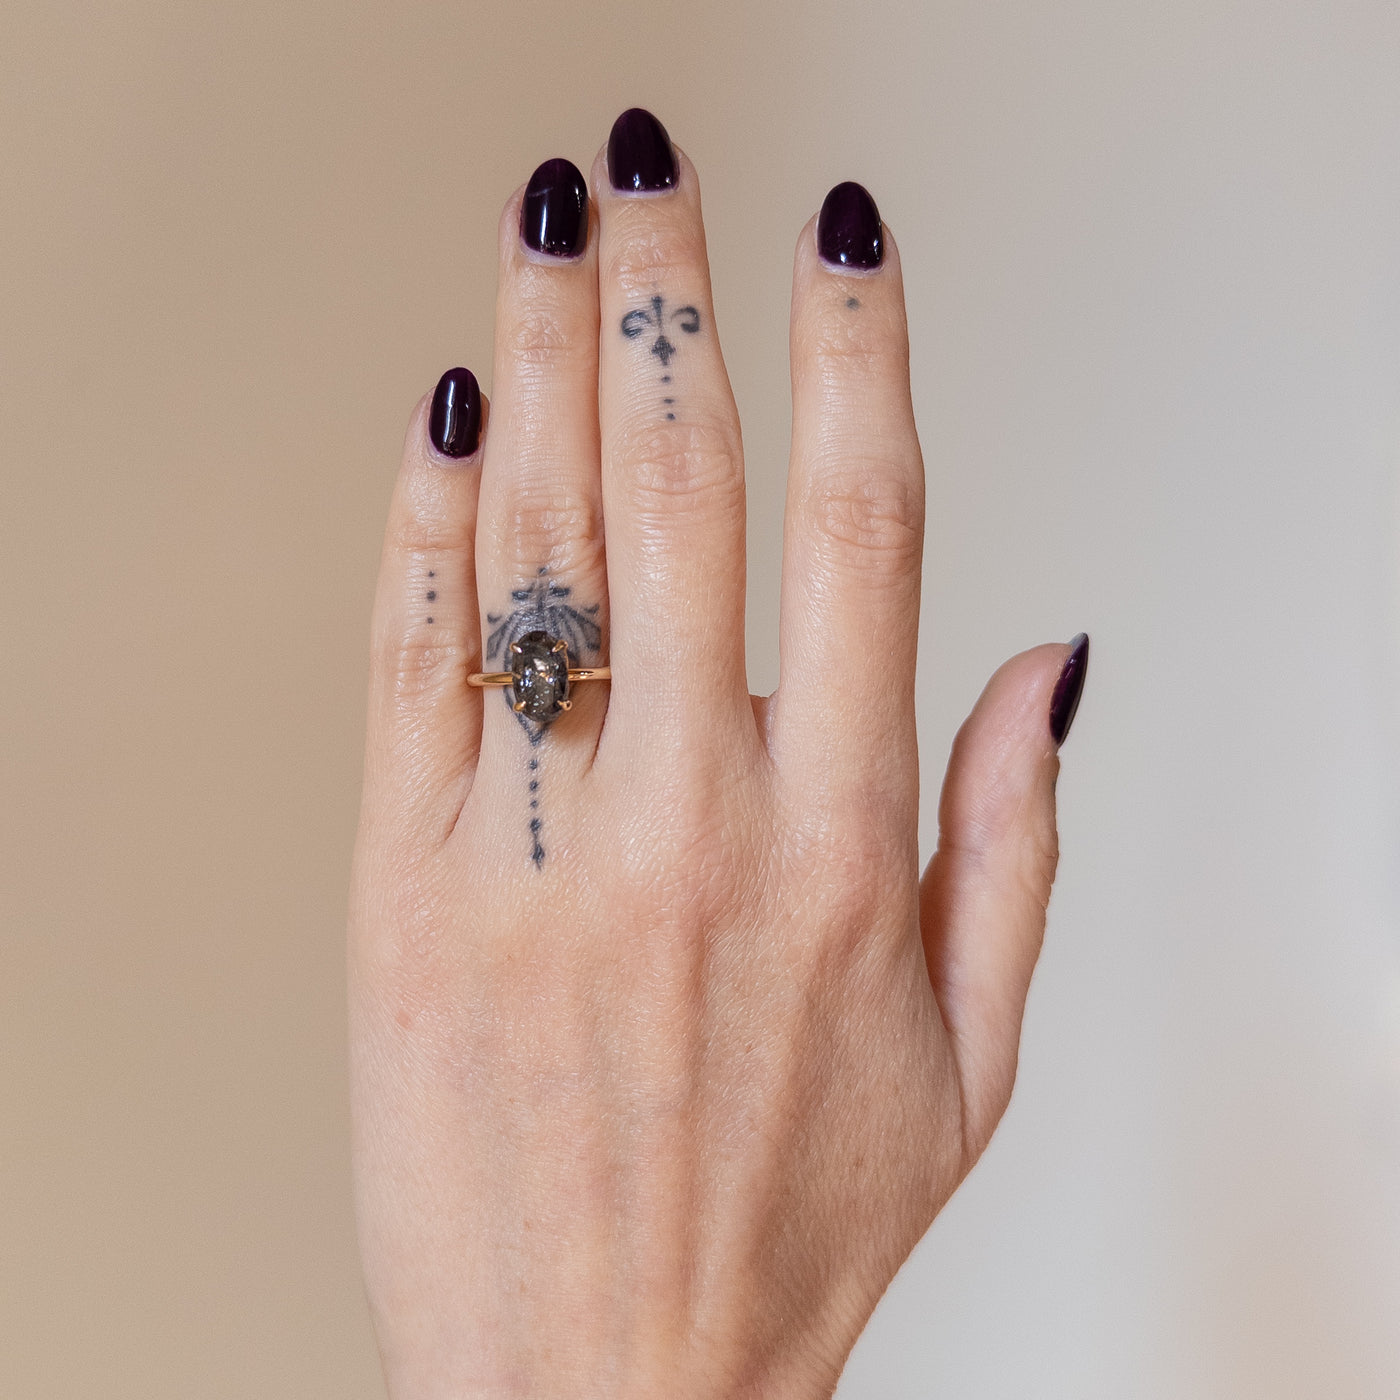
[846,296,860,309]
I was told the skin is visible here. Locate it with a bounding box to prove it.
[350,132,1072,1399]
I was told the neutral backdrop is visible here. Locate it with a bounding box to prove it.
[4,1,1399,1396]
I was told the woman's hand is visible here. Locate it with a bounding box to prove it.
[349,110,1087,1400]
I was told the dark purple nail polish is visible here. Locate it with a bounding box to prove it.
[817,182,884,269]
[608,108,676,193]
[521,157,588,257]
[429,367,481,459]
[1049,633,1090,747]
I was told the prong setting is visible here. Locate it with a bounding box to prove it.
[506,630,573,723]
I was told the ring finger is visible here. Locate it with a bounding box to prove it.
[471,158,607,853]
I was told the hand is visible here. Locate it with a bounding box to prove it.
[349,109,1088,1400]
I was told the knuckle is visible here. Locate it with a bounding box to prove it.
[809,303,909,375]
[389,508,474,559]
[817,861,885,939]
[805,470,923,570]
[500,302,582,372]
[352,875,460,1016]
[387,455,478,555]
[784,793,910,946]
[815,336,890,381]
[1011,819,1060,916]
[376,627,470,698]
[617,417,742,513]
[607,233,706,298]
[818,837,890,926]
[496,487,601,574]
[612,763,748,908]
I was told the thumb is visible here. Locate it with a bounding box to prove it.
[921,634,1089,1158]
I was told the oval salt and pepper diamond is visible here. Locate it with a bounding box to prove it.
[508,630,571,721]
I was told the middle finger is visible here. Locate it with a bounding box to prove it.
[593,110,753,762]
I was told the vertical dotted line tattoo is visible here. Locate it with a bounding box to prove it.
[484,568,602,869]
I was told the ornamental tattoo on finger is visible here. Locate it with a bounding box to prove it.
[485,568,602,868]
[621,294,700,419]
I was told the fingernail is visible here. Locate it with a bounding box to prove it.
[429,367,481,458]
[521,157,589,257]
[1049,633,1090,747]
[608,108,677,193]
[817,181,884,269]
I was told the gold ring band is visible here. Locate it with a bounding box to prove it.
[467,667,611,687]
[469,629,608,722]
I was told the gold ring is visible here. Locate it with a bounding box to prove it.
[468,629,609,723]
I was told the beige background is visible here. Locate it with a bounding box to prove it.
[4,0,1400,1395]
